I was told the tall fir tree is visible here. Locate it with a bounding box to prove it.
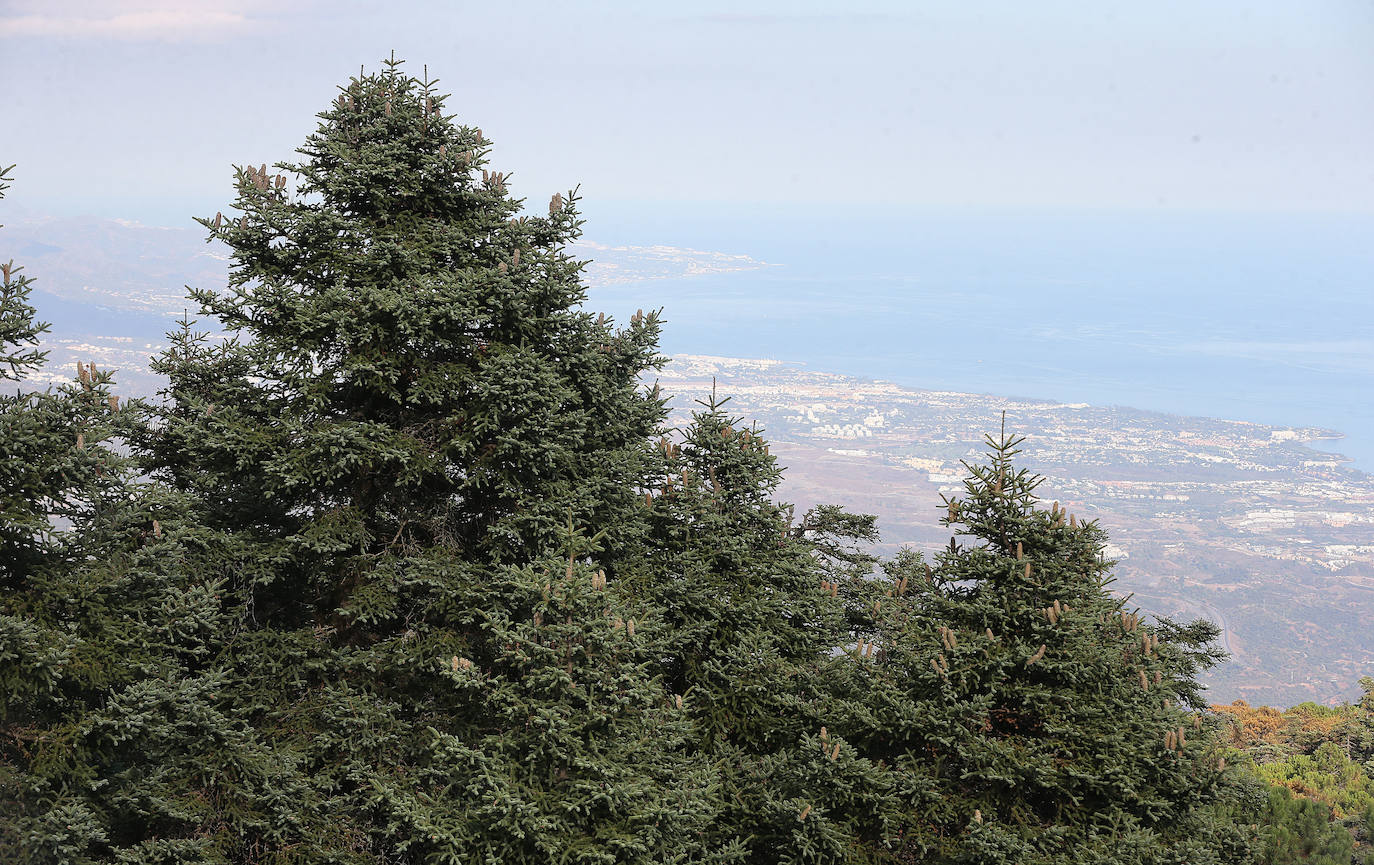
[618,389,900,863]
[138,58,716,862]
[851,425,1256,864]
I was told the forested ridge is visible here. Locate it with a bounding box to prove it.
[2,58,1370,864]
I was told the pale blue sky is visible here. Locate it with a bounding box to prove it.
[3,0,1372,225]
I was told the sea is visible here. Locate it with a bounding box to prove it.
[579,202,1374,474]
[21,198,1374,473]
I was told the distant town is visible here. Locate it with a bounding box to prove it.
[659,355,1374,707]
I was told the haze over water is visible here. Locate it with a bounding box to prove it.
[585,202,1374,472]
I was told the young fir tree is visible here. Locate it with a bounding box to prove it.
[852,426,1256,864]
[1,168,316,863]
[0,164,53,578]
[138,58,716,862]
[619,389,900,863]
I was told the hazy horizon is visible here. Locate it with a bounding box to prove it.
[3,1,1372,217]
[11,199,1374,475]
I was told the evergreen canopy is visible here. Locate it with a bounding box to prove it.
[135,55,719,863]
[1,59,1271,865]
[1,166,298,864]
[854,427,1252,864]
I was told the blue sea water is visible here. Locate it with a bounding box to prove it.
[579,203,1374,474]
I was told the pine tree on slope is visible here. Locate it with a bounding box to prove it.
[138,58,715,862]
[1257,786,1356,865]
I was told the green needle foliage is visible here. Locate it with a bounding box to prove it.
[618,389,895,863]
[855,426,1255,864]
[133,57,713,862]
[1,165,54,581]
[0,167,46,385]
[1213,678,1374,863]
[152,56,662,568]
[2,169,311,863]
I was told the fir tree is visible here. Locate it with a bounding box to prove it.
[138,57,714,861]
[1,168,317,863]
[0,169,45,383]
[619,389,898,863]
[855,424,1255,864]
[0,163,53,582]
